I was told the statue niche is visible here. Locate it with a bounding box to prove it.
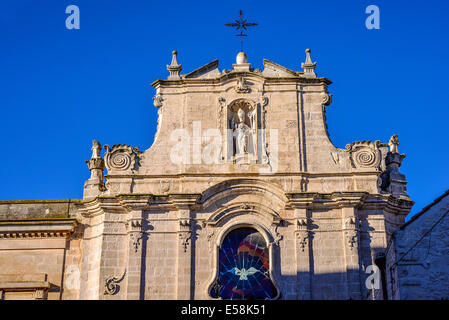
[228,99,258,163]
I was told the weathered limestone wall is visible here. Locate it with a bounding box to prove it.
[0,51,415,300]
[389,191,449,300]
[0,200,80,300]
[0,200,79,220]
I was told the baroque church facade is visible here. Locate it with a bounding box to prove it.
[0,49,416,300]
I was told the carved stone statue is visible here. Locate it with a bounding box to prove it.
[248,109,256,132]
[91,140,102,159]
[389,134,399,154]
[232,108,251,155]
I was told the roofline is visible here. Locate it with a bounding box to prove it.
[150,76,332,88]
[400,189,449,229]
[0,199,82,205]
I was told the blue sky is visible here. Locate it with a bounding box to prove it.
[0,0,448,220]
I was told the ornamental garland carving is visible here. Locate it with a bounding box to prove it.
[217,97,226,135]
[179,232,192,252]
[343,217,361,250]
[104,144,140,173]
[127,219,144,252]
[345,140,381,169]
[295,218,309,252]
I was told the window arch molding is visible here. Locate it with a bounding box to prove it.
[205,216,281,300]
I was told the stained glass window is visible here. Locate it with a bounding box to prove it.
[210,228,278,300]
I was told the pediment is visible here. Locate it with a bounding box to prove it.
[262,59,299,78]
[184,59,220,79]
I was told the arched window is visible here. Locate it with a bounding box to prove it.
[210,227,278,300]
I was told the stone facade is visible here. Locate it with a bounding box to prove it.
[0,49,416,300]
[387,190,449,300]
[0,200,79,300]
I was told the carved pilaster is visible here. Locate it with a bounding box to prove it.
[120,195,151,300]
[169,194,200,300]
[341,207,363,300]
[125,213,145,300]
[292,205,313,300]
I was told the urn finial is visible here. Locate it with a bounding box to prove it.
[167,50,182,80]
[301,48,317,78]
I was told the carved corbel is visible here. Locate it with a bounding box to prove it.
[321,93,333,106]
[153,94,163,108]
[179,219,191,230]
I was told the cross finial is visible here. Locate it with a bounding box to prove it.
[225,10,258,52]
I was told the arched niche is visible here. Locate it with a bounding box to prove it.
[206,221,281,300]
[223,98,268,164]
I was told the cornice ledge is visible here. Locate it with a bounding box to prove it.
[116,194,153,212]
[381,194,414,214]
[0,219,77,239]
[76,196,122,217]
[285,193,320,209]
[169,193,201,210]
[330,192,369,208]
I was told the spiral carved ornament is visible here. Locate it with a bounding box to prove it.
[104,144,139,173]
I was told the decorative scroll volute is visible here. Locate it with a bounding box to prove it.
[104,269,126,295]
[104,144,140,174]
[345,140,381,169]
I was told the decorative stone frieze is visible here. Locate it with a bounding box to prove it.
[0,219,77,239]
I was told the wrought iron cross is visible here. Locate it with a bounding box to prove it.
[225,10,258,52]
